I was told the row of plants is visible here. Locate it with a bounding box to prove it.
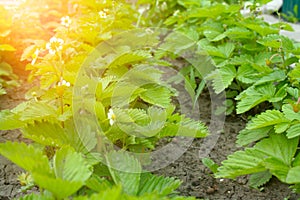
[0,0,209,199]
[0,0,68,97]
[0,6,19,97]
[141,0,300,194]
[2,0,300,198]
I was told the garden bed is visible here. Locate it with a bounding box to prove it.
[1,1,300,199]
[1,81,299,200]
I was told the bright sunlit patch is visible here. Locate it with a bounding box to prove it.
[31,49,39,65]
[0,0,25,9]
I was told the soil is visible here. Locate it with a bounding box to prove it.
[0,78,37,199]
[0,78,300,200]
[156,91,300,200]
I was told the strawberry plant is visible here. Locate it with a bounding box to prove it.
[0,0,209,198]
[146,0,300,115]
[139,0,300,194]
[0,5,19,96]
[216,103,300,191]
[0,142,195,199]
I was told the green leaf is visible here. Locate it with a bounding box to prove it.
[249,171,272,189]
[246,110,289,130]
[138,173,181,196]
[289,64,300,80]
[140,85,172,108]
[32,173,84,199]
[64,119,97,153]
[290,183,300,194]
[264,158,290,182]
[254,70,286,86]
[286,166,300,184]
[201,158,219,173]
[86,174,112,192]
[225,27,254,40]
[0,62,13,76]
[286,124,300,139]
[236,127,271,146]
[0,110,24,130]
[127,108,149,124]
[106,151,142,195]
[53,147,92,182]
[31,147,92,199]
[236,83,277,114]
[283,104,300,121]
[218,43,235,58]
[216,148,267,178]
[257,35,294,51]
[270,84,287,103]
[286,87,299,99]
[236,64,259,84]
[255,134,298,166]
[188,4,239,19]
[108,51,151,68]
[18,193,54,200]
[13,101,58,122]
[0,44,16,51]
[129,107,166,137]
[245,23,278,36]
[206,65,236,93]
[21,122,68,146]
[0,87,6,95]
[74,186,122,200]
[293,153,300,167]
[21,45,37,61]
[203,30,226,42]
[160,114,208,138]
[0,142,50,173]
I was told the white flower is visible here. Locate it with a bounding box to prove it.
[160,2,167,11]
[107,108,116,126]
[99,10,108,19]
[31,49,39,65]
[58,79,71,87]
[61,16,72,27]
[173,10,180,16]
[46,37,64,55]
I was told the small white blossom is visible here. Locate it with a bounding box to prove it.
[31,49,39,65]
[160,2,167,11]
[107,108,116,126]
[99,10,108,19]
[61,16,72,27]
[58,79,71,87]
[173,10,180,16]
[46,37,64,55]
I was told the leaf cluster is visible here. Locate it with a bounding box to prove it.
[142,0,300,193]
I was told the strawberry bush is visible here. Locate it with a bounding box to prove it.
[1,0,300,198]
[0,5,19,96]
[141,0,300,193]
[0,0,209,199]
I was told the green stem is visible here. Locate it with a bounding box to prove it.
[58,51,65,128]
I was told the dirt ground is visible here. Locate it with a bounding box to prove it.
[156,91,300,200]
[0,78,300,200]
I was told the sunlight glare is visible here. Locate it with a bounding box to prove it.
[0,0,25,9]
